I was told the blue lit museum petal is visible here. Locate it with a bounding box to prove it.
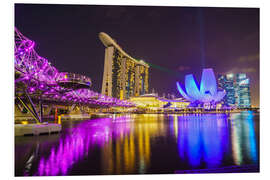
[176,68,226,103]
[185,74,202,100]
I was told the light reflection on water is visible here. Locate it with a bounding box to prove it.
[15,111,259,176]
[176,114,229,168]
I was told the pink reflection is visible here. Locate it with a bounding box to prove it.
[36,117,131,176]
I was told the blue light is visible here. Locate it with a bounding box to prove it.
[177,114,230,168]
[176,68,226,103]
[243,111,258,163]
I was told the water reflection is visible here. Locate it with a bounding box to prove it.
[102,114,166,174]
[32,114,166,175]
[176,114,230,168]
[37,118,113,175]
[15,112,259,176]
[230,111,259,165]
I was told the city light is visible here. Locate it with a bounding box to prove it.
[14,28,134,108]
[218,73,251,108]
[14,5,259,176]
[176,68,226,103]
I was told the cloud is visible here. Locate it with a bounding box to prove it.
[225,67,257,74]
[237,53,259,63]
[240,67,257,73]
[178,66,190,71]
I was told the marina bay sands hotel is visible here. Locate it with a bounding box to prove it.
[99,32,149,100]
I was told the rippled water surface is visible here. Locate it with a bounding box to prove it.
[15,111,259,176]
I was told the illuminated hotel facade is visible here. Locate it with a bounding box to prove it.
[99,32,149,100]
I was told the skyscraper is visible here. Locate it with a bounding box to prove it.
[235,73,251,108]
[218,73,251,108]
[218,73,236,106]
[99,32,149,99]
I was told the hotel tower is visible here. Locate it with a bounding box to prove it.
[99,32,149,100]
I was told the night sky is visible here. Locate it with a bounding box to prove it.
[15,4,259,107]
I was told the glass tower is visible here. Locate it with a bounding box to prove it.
[218,74,236,107]
[218,73,251,108]
[235,73,251,108]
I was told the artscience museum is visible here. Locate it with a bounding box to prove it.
[176,68,226,105]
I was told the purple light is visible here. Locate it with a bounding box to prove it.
[34,117,131,176]
[14,27,134,108]
[176,68,226,103]
[29,87,35,92]
[176,114,229,168]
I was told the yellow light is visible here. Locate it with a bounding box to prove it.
[120,90,124,100]
[58,115,62,124]
[21,121,28,125]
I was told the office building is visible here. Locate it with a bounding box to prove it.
[218,73,236,106]
[235,73,251,108]
[218,73,251,108]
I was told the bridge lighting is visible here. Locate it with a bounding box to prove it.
[15,27,135,108]
[29,87,35,92]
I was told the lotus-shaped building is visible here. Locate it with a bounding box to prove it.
[176,68,226,103]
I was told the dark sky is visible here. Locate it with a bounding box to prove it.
[15,4,259,107]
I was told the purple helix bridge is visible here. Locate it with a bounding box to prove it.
[15,27,134,123]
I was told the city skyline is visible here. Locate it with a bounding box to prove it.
[14,4,260,176]
[15,4,259,107]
